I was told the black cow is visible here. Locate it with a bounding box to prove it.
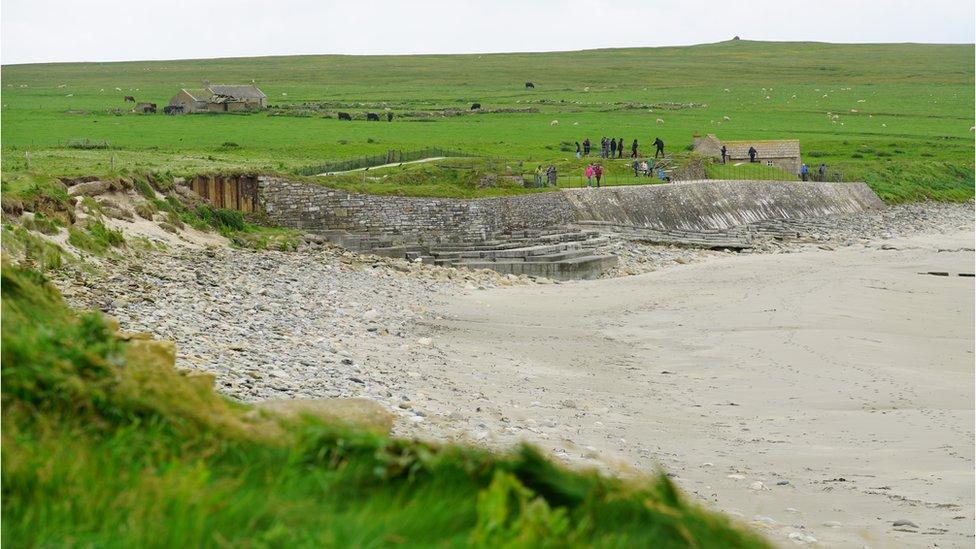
[386,112,394,122]
[124,95,135,102]
[366,112,380,121]
[524,82,535,89]
[338,112,352,121]
[470,103,481,110]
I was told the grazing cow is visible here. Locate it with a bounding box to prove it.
[366,112,380,121]
[124,95,135,102]
[387,112,394,122]
[338,112,352,121]
[470,103,481,110]
[134,102,156,114]
[525,82,535,89]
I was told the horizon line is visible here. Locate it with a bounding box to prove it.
[3,38,973,68]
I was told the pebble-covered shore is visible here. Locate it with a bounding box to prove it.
[52,201,973,433]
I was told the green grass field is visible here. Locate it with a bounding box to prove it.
[1,40,973,202]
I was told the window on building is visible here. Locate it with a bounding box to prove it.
[766,160,774,166]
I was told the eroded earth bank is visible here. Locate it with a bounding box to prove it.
[53,202,974,548]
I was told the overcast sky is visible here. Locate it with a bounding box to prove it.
[2,0,973,65]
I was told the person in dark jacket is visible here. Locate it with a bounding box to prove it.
[748,146,758,162]
[609,138,617,158]
[631,139,639,158]
[720,145,728,163]
[632,159,640,177]
[575,141,581,159]
[818,163,827,181]
[617,137,623,158]
[653,137,665,158]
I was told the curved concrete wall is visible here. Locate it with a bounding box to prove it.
[254,177,883,239]
[562,180,884,231]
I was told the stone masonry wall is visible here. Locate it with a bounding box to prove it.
[255,176,884,240]
[256,176,575,241]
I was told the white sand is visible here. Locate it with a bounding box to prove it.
[420,230,974,547]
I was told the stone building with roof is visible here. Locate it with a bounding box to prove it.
[168,84,267,113]
[693,134,801,175]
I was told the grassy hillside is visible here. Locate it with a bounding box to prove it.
[1,40,973,201]
[1,264,769,547]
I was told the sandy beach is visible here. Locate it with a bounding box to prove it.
[414,230,974,547]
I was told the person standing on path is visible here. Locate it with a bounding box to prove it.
[583,138,591,156]
[546,165,558,187]
[800,163,809,181]
[534,165,544,187]
[584,163,594,187]
[748,146,758,162]
[818,163,827,181]
[631,139,639,158]
[610,138,617,158]
[594,164,603,187]
[720,145,728,164]
[632,159,640,177]
[575,141,582,159]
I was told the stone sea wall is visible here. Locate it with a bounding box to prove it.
[254,176,883,239]
[256,176,574,240]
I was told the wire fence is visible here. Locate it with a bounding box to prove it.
[699,160,844,183]
[295,148,477,176]
[530,159,845,189]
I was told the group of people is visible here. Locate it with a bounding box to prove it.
[575,137,666,159]
[582,159,667,188]
[533,164,559,187]
[631,159,664,178]
[800,163,829,181]
[583,163,604,187]
[717,145,756,164]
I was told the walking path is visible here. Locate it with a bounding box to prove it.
[316,157,445,176]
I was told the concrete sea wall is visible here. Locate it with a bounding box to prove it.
[561,180,885,231]
[254,176,883,239]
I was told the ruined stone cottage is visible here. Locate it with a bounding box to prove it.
[693,134,801,175]
[168,84,267,113]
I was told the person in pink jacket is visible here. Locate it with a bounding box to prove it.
[584,164,595,187]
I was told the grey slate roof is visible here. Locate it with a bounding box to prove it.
[180,88,211,102]
[207,85,266,100]
[694,135,800,159]
[724,140,800,159]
